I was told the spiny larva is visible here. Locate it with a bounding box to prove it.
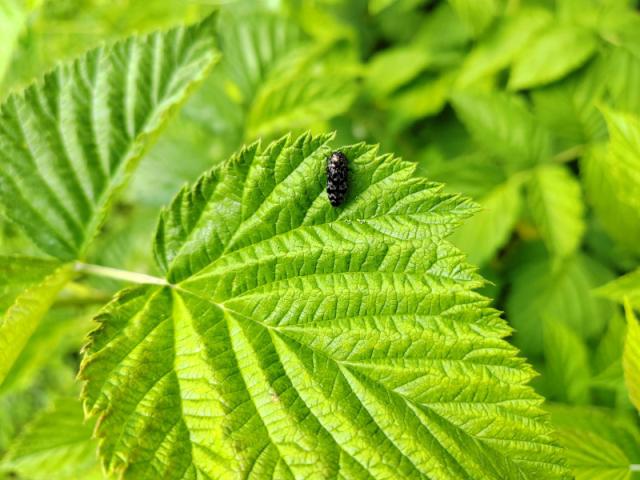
[326,151,348,207]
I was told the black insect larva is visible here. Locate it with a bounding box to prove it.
[326,151,348,207]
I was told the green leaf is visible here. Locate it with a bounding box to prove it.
[188,12,358,146]
[450,176,522,266]
[0,0,25,88]
[369,0,397,14]
[365,46,433,98]
[594,311,626,374]
[388,72,454,130]
[557,430,631,480]
[452,91,552,168]
[623,301,640,413]
[595,268,640,308]
[1,302,96,394]
[81,133,567,479]
[582,145,640,256]
[542,318,591,404]
[548,404,640,480]
[423,153,507,199]
[509,24,598,90]
[532,58,607,148]
[456,8,552,88]
[600,109,640,210]
[0,263,73,386]
[0,397,100,480]
[605,34,640,114]
[447,0,500,37]
[0,256,60,311]
[506,251,614,355]
[0,15,219,261]
[245,49,358,139]
[526,164,585,258]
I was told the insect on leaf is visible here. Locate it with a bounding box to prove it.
[81,132,568,479]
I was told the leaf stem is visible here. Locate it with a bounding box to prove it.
[74,262,168,286]
[631,464,640,471]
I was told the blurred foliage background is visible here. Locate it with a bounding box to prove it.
[2,0,640,478]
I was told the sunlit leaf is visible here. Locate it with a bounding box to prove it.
[81,133,567,479]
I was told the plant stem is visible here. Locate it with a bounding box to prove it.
[631,464,640,471]
[74,262,168,286]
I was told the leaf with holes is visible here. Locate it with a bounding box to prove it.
[81,132,567,479]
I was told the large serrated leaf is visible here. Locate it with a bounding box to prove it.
[81,132,567,479]
[0,14,219,261]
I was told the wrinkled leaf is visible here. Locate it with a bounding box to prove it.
[0,15,219,260]
[81,133,567,479]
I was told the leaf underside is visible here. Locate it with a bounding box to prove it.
[81,133,567,479]
[0,14,219,261]
[0,15,220,388]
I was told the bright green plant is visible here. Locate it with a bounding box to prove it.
[1,1,640,479]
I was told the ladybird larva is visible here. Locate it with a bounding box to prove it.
[326,151,348,207]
